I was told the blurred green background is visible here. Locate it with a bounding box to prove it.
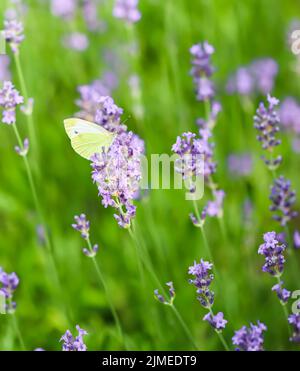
[0,0,300,350]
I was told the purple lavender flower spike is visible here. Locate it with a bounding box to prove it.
[94,96,125,133]
[294,230,300,249]
[190,41,215,101]
[50,0,76,20]
[289,313,300,343]
[154,282,176,305]
[258,232,286,276]
[72,214,90,240]
[232,321,267,351]
[0,268,19,313]
[269,176,297,227]
[60,325,88,351]
[206,190,225,218]
[4,19,24,54]
[189,207,207,228]
[0,81,24,124]
[226,67,254,96]
[82,244,98,258]
[113,0,141,24]
[203,312,227,331]
[254,94,282,169]
[0,56,11,82]
[271,281,291,304]
[279,97,300,134]
[62,32,89,52]
[188,260,214,308]
[15,138,29,157]
[228,153,252,177]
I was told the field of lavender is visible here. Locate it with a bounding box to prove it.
[0,0,300,351]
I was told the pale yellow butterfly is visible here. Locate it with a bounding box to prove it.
[64,118,116,160]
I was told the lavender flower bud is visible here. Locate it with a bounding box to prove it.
[72,214,90,240]
[82,244,98,258]
[60,325,88,351]
[294,230,300,249]
[271,281,291,304]
[113,0,141,24]
[203,312,227,331]
[188,260,214,308]
[15,138,29,157]
[4,19,25,54]
[0,268,19,313]
[232,321,267,351]
[0,81,24,124]
[154,282,176,305]
[288,313,300,343]
[258,232,286,276]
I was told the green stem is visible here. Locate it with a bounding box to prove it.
[209,308,230,351]
[170,304,199,351]
[11,312,25,351]
[14,53,37,154]
[275,276,292,338]
[86,238,126,348]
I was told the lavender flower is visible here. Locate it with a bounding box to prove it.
[228,153,252,177]
[0,268,19,313]
[206,190,225,218]
[289,313,300,343]
[50,0,76,20]
[172,131,216,182]
[226,67,253,96]
[269,176,297,226]
[188,260,214,308]
[62,32,89,52]
[0,56,11,82]
[203,312,227,331]
[4,19,24,54]
[254,94,282,168]
[0,81,24,124]
[154,282,175,305]
[94,96,125,133]
[82,244,98,258]
[60,325,88,351]
[113,0,141,23]
[83,0,105,32]
[189,207,207,228]
[258,231,286,276]
[72,214,90,240]
[232,321,267,351]
[271,281,291,304]
[279,97,300,134]
[15,138,29,156]
[190,42,215,101]
[294,230,300,249]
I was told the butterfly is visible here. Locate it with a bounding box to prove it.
[64,118,116,160]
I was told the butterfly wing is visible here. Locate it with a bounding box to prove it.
[64,118,115,160]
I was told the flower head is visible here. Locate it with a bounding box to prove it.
[203,312,227,331]
[206,189,225,218]
[50,0,76,20]
[4,19,24,54]
[15,138,29,157]
[62,32,89,52]
[60,325,88,351]
[271,281,291,304]
[190,42,215,101]
[228,153,252,177]
[0,56,11,82]
[289,313,300,343]
[258,232,286,276]
[0,81,24,124]
[232,321,267,351]
[269,176,297,226]
[154,282,175,305]
[113,0,141,24]
[294,230,300,249]
[94,96,125,133]
[72,214,90,240]
[188,260,214,308]
[0,268,19,313]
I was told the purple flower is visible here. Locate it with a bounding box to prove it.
[271,281,291,304]
[15,137,29,156]
[294,230,300,249]
[83,0,106,32]
[0,268,19,313]
[228,153,252,176]
[227,67,254,95]
[258,232,286,276]
[188,260,214,308]
[154,282,175,305]
[4,19,24,54]
[269,176,297,226]
[82,244,98,258]
[206,190,225,218]
[113,0,141,23]
[288,313,300,343]
[72,214,90,240]
[62,32,89,52]
[189,207,207,228]
[94,96,125,133]
[0,81,24,124]
[190,42,215,101]
[172,131,216,182]
[50,0,76,20]
[254,95,282,168]
[60,325,88,351]
[279,97,300,134]
[232,321,267,351]
[203,312,227,331]
[0,56,11,82]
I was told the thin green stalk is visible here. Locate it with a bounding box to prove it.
[208,308,230,351]
[86,238,126,348]
[14,53,37,154]
[275,276,292,337]
[129,223,198,350]
[170,304,199,350]
[11,313,25,351]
